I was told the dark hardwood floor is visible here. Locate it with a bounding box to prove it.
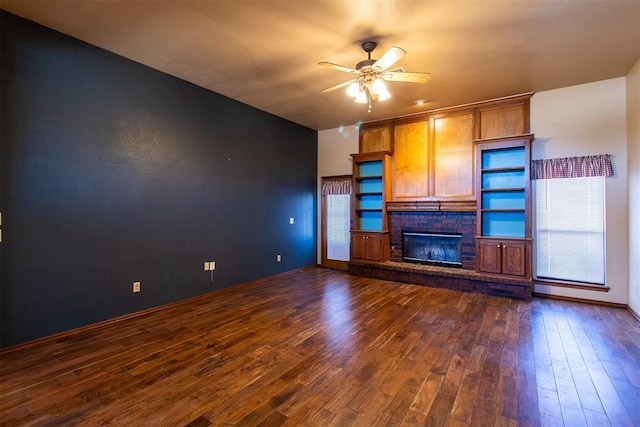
[1,267,639,426]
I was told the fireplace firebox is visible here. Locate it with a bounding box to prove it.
[402,231,463,267]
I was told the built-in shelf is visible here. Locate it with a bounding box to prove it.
[475,134,533,279]
[351,151,392,262]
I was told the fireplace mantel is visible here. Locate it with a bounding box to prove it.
[386,200,476,212]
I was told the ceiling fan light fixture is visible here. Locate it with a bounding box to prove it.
[319,41,430,111]
[354,90,368,103]
[377,88,391,101]
[370,78,387,95]
[346,81,360,97]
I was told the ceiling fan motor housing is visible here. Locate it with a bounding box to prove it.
[356,59,376,71]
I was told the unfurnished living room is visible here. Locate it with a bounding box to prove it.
[1,1,639,426]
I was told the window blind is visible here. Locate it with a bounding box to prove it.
[535,176,605,284]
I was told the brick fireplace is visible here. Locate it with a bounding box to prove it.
[349,209,532,299]
[389,211,477,270]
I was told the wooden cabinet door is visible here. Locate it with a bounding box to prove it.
[432,113,474,199]
[365,234,383,260]
[351,232,385,261]
[477,239,528,277]
[479,104,528,140]
[477,240,502,274]
[351,233,368,260]
[502,241,527,277]
[360,123,392,152]
[392,120,429,199]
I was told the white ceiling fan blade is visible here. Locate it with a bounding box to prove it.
[321,80,356,93]
[318,61,359,74]
[372,46,406,71]
[382,71,431,83]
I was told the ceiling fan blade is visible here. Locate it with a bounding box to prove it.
[382,71,431,83]
[321,80,356,93]
[372,46,406,71]
[318,61,359,74]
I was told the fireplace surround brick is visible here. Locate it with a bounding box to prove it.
[389,211,476,270]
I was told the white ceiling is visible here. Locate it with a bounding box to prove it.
[1,0,639,131]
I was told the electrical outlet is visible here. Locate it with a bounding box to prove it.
[210,261,216,271]
[204,262,210,271]
[276,254,281,262]
[133,281,141,293]
[289,217,294,224]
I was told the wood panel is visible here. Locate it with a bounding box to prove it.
[502,241,527,276]
[360,121,392,152]
[477,239,502,274]
[392,120,429,199]
[479,104,526,139]
[1,267,638,426]
[433,113,474,198]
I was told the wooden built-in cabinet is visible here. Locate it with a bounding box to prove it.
[359,120,393,153]
[358,93,531,209]
[351,231,390,262]
[352,93,534,272]
[390,112,475,203]
[477,239,528,277]
[478,102,529,140]
[475,134,533,278]
[350,151,391,262]
[432,112,475,199]
[392,119,429,199]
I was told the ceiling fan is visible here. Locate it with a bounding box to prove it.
[319,41,431,112]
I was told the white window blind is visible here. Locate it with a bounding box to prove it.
[326,194,350,261]
[535,176,605,284]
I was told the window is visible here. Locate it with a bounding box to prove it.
[326,194,350,261]
[535,177,605,284]
[532,154,612,285]
[321,177,352,268]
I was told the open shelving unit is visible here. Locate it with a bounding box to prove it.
[350,151,391,262]
[479,145,527,238]
[475,134,533,277]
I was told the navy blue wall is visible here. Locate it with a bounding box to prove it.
[0,12,318,347]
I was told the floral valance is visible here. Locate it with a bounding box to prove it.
[321,178,352,195]
[531,154,613,180]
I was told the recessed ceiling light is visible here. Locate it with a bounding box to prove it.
[415,99,427,105]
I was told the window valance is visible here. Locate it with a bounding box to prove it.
[531,154,613,180]
[321,178,352,195]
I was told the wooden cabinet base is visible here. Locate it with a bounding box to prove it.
[476,238,530,278]
[351,231,390,262]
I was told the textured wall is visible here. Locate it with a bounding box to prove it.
[0,12,317,347]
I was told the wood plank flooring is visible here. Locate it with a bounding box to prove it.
[1,267,639,426]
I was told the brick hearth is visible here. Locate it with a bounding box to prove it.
[349,261,532,300]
